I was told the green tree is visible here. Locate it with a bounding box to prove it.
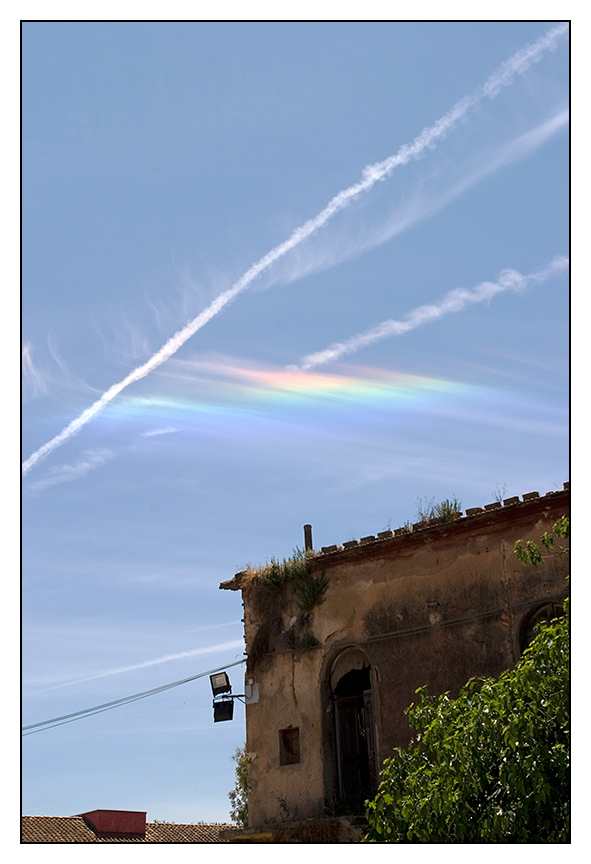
[364,519,569,843]
[228,744,249,827]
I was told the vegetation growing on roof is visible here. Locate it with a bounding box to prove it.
[492,483,508,503]
[243,549,328,670]
[246,547,328,612]
[260,547,312,586]
[415,496,462,523]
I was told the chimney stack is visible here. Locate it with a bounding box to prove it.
[303,524,313,552]
[80,810,146,836]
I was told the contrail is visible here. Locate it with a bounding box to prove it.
[293,256,570,371]
[22,24,568,476]
[28,639,245,692]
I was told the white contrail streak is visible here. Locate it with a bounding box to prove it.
[29,639,245,692]
[293,257,570,371]
[22,24,568,476]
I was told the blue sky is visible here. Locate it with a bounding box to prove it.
[22,21,569,824]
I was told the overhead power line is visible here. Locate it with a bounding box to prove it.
[22,659,246,736]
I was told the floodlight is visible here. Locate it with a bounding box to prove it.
[210,672,232,697]
[213,699,234,722]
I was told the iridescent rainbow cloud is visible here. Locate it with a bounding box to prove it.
[102,362,471,434]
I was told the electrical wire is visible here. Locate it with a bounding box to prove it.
[22,658,246,736]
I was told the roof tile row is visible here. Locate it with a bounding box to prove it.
[319,484,569,555]
[21,815,231,843]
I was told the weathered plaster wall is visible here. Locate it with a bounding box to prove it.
[222,487,569,829]
[243,651,326,825]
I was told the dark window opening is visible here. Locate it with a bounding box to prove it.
[279,727,300,765]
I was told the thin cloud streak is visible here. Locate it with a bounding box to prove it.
[294,257,570,370]
[22,344,48,401]
[26,448,116,493]
[22,23,567,476]
[30,639,245,692]
[140,426,179,438]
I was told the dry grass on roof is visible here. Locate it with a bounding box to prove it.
[240,548,320,588]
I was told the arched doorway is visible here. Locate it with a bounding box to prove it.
[330,649,377,813]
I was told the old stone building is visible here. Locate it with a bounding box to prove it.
[220,484,569,843]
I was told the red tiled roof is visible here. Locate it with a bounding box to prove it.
[21,815,231,843]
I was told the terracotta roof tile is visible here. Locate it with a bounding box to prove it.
[22,816,97,843]
[21,815,231,843]
[145,822,231,843]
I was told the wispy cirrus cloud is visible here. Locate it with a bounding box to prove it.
[26,448,116,494]
[140,426,179,438]
[22,343,49,402]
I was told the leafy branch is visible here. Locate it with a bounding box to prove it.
[514,517,569,566]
